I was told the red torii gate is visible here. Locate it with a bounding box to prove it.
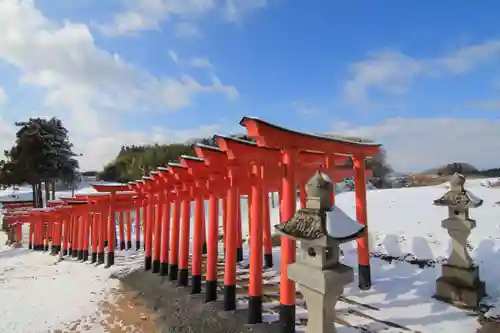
[182,151,228,302]
[214,134,360,323]
[127,181,145,251]
[155,166,183,282]
[166,162,194,287]
[1,200,34,245]
[73,192,111,264]
[153,168,174,277]
[240,116,381,331]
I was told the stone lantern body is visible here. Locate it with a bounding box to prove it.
[433,173,485,308]
[275,171,365,333]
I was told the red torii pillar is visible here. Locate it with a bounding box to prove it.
[241,116,381,333]
[167,162,194,287]
[131,180,148,251]
[156,167,174,277]
[180,155,210,295]
[149,171,165,274]
[165,167,183,282]
[140,176,156,271]
[128,181,143,251]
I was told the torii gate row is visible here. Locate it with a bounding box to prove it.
[132,140,350,288]
[13,191,140,268]
[65,189,140,267]
[136,118,379,330]
[127,134,375,326]
[2,199,73,251]
[1,201,35,243]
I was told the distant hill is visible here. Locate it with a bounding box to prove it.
[422,163,500,177]
[423,162,479,175]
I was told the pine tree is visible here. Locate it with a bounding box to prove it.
[0,117,79,206]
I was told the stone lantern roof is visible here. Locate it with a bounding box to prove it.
[275,171,365,243]
[433,173,483,209]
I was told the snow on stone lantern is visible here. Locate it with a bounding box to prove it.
[274,171,365,333]
[433,172,486,308]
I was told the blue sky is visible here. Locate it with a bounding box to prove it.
[0,0,499,172]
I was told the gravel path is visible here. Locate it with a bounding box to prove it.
[118,269,282,333]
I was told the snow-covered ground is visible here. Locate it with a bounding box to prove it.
[1,178,499,332]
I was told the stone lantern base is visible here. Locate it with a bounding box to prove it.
[435,264,486,308]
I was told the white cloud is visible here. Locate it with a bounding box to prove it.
[466,100,500,110]
[168,51,215,69]
[335,117,500,172]
[99,0,216,36]
[0,117,16,156]
[0,87,6,104]
[345,41,500,104]
[223,0,267,22]
[292,101,324,116]
[174,21,202,38]
[99,0,267,37]
[190,57,212,68]
[0,115,236,171]
[0,0,239,171]
[168,50,179,63]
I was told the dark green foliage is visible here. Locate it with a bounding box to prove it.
[436,162,478,176]
[98,134,254,182]
[99,143,195,182]
[480,168,500,177]
[81,170,98,177]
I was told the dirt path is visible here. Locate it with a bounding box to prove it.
[54,284,162,333]
[97,285,161,333]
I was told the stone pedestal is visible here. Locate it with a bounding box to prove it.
[434,218,485,308]
[435,264,485,308]
[288,261,353,333]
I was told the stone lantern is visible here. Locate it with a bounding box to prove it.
[433,173,485,308]
[275,171,365,333]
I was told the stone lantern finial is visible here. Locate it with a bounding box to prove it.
[306,171,333,210]
[449,173,466,192]
[433,172,486,309]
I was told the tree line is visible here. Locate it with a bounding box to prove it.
[97,135,254,183]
